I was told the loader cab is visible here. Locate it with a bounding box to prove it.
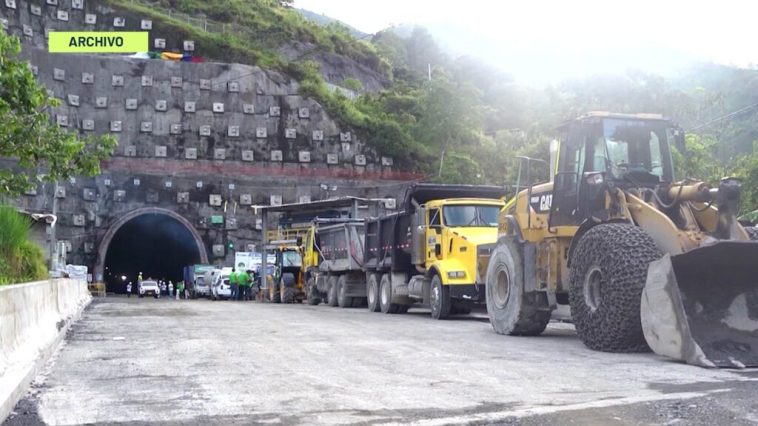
[550,112,677,226]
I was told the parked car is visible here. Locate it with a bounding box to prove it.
[211,267,233,300]
[139,279,160,298]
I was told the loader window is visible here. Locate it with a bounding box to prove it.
[281,251,302,267]
[602,119,673,182]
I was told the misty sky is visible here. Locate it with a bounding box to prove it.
[295,0,757,84]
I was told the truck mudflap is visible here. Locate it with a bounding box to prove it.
[641,241,758,368]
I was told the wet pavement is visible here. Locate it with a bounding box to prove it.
[4,296,757,425]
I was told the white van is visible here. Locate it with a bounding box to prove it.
[211,267,233,300]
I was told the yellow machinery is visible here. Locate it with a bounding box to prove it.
[364,184,506,319]
[480,112,758,368]
[265,241,306,303]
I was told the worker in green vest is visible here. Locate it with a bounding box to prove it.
[238,269,251,301]
[229,268,239,301]
[176,281,185,300]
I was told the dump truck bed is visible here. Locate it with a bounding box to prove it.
[318,222,365,273]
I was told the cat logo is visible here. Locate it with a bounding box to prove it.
[539,194,552,211]
[530,193,553,213]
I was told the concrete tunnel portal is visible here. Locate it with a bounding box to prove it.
[96,208,209,293]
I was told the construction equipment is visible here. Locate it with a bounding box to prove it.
[364,184,506,319]
[305,219,366,308]
[265,241,306,304]
[479,112,758,368]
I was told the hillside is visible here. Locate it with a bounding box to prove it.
[296,8,368,39]
[108,0,391,90]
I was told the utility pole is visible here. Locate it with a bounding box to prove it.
[49,179,59,271]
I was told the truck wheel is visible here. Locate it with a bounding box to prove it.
[337,275,353,308]
[569,224,661,352]
[306,277,321,305]
[430,275,451,320]
[486,238,551,335]
[379,274,401,314]
[327,276,339,307]
[367,273,381,312]
[281,286,295,304]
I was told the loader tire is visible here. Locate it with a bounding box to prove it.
[367,273,381,312]
[337,275,353,308]
[306,277,321,305]
[486,238,551,335]
[379,274,401,314]
[430,275,451,320]
[327,275,339,307]
[745,226,758,240]
[569,223,661,353]
[281,286,295,304]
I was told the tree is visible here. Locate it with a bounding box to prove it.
[0,31,116,197]
[415,74,483,179]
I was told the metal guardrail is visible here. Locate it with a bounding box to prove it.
[266,227,310,242]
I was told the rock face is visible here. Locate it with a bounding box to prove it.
[1,0,414,272]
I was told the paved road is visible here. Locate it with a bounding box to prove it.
[5,297,758,425]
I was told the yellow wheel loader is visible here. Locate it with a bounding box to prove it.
[265,242,306,304]
[479,112,758,368]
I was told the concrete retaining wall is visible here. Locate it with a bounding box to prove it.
[0,279,91,423]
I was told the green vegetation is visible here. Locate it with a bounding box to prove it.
[0,31,117,197]
[94,2,758,213]
[0,205,47,285]
[110,0,390,77]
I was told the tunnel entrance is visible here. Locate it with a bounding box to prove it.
[101,212,205,293]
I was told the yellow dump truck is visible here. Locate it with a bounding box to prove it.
[364,184,506,319]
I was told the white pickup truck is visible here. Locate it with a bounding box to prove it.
[139,280,160,298]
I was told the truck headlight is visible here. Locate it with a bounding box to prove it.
[447,271,465,279]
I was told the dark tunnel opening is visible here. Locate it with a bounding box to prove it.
[104,213,201,293]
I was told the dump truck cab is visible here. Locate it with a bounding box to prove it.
[415,198,502,288]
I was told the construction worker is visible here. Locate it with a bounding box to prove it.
[126,281,132,298]
[229,268,239,301]
[238,269,251,301]
[168,281,174,298]
[177,281,184,300]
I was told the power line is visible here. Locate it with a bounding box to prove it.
[688,102,758,132]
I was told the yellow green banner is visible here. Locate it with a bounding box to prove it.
[49,32,149,53]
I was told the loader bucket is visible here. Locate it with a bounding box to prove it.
[641,241,758,368]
